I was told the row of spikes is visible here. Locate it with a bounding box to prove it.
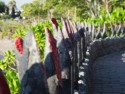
[44,18,86,94]
[13,17,85,94]
[83,22,125,41]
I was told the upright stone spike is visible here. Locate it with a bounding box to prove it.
[102,22,107,39]
[110,22,116,36]
[51,18,63,44]
[114,22,119,36]
[15,37,27,81]
[50,18,64,42]
[88,23,91,36]
[96,23,101,39]
[69,20,81,92]
[70,22,82,71]
[51,18,71,94]
[73,22,80,41]
[91,22,95,40]
[120,21,125,36]
[76,22,82,66]
[61,18,72,48]
[61,18,77,94]
[117,22,122,36]
[81,22,85,29]
[88,23,93,43]
[79,23,86,61]
[15,30,49,94]
[84,23,90,46]
[106,23,110,37]
[68,20,76,44]
[66,19,76,45]
[44,27,64,94]
[122,22,125,36]
[61,18,74,53]
[0,69,10,94]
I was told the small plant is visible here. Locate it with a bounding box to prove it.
[13,19,62,61]
[13,29,27,38]
[0,50,20,94]
[31,20,53,60]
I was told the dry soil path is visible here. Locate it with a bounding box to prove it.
[0,39,14,59]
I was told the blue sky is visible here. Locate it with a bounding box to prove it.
[2,0,33,10]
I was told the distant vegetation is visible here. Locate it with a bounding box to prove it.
[0,0,21,19]
[0,20,28,39]
[0,0,125,22]
[21,0,125,22]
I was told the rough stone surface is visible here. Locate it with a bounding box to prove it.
[91,50,125,94]
[79,36,125,94]
[89,36,125,63]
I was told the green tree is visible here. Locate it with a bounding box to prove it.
[21,0,46,19]
[7,0,17,17]
[21,0,125,21]
[0,1,6,13]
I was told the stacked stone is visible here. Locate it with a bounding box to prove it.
[78,21,125,94]
[50,18,71,94]
[49,18,86,93]
[14,18,87,94]
[15,30,49,94]
[79,36,125,94]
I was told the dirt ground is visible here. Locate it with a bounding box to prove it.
[0,39,14,59]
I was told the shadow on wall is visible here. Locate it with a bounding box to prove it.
[85,36,125,94]
[21,63,49,94]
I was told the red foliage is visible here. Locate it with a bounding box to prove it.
[15,37,23,54]
[45,28,62,87]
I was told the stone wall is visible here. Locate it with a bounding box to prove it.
[89,36,125,65]
[78,36,125,94]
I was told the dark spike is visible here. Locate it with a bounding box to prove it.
[51,18,58,30]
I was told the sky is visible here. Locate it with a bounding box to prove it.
[2,0,33,10]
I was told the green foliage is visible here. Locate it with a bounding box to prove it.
[0,21,28,39]
[0,1,6,13]
[0,50,20,94]
[21,0,88,21]
[13,19,54,60]
[88,7,125,26]
[111,7,125,21]
[31,20,53,60]
[13,29,27,38]
[0,14,9,19]
[21,0,46,18]
[21,0,125,21]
